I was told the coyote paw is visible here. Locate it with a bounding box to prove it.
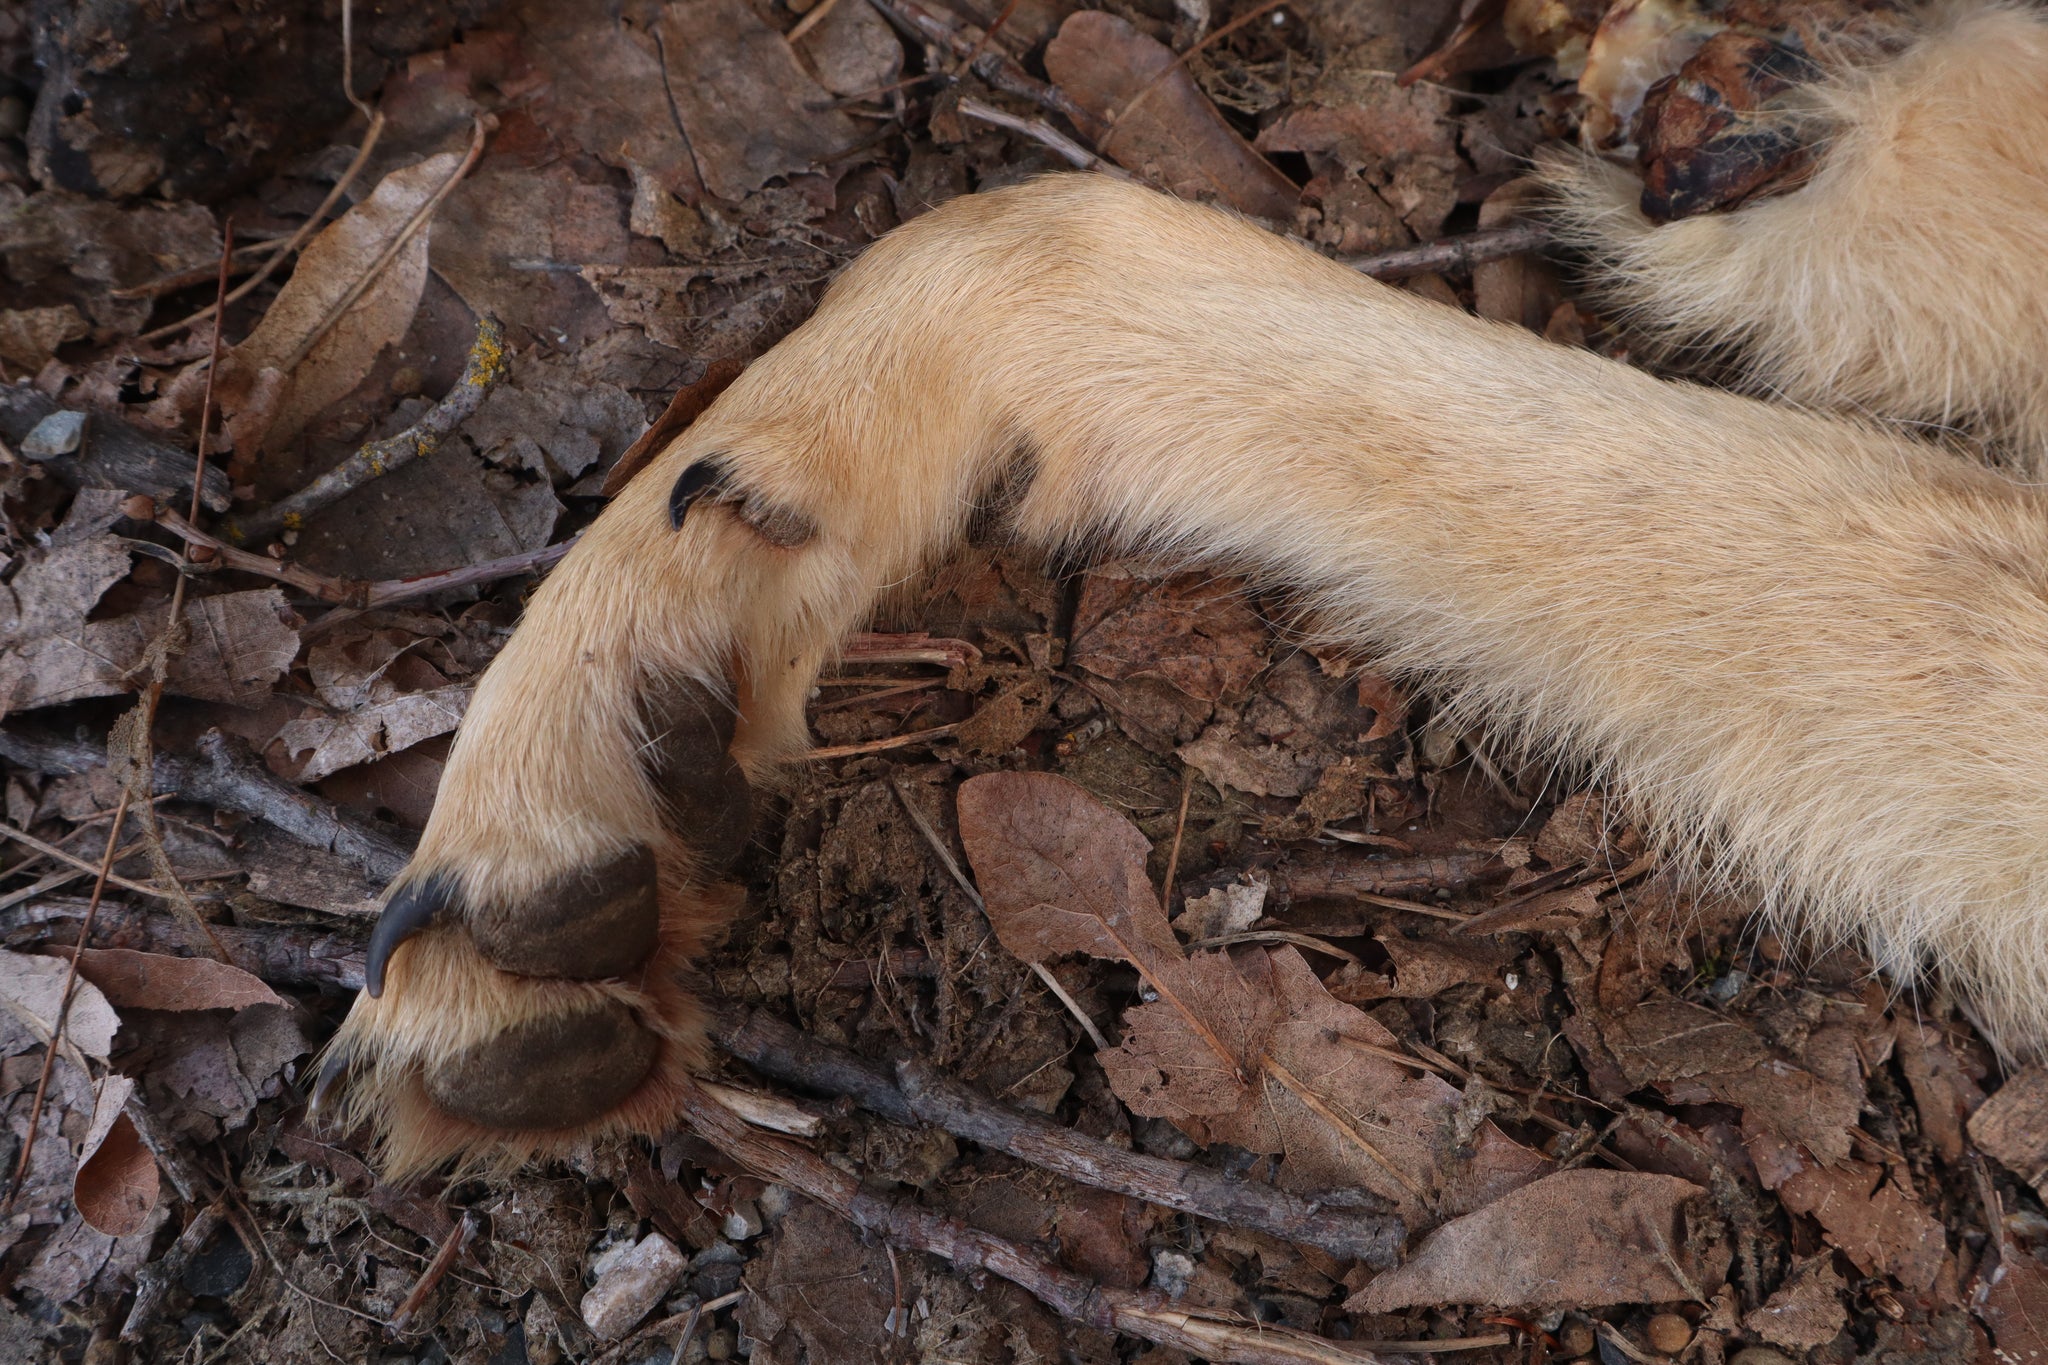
[321,658,758,1172]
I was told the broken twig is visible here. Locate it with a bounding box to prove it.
[1343,221,1550,282]
[0,726,411,884]
[681,1076,1394,1364]
[715,1008,1402,1262]
[229,314,508,545]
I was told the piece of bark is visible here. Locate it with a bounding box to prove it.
[1043,11,1297,222]
[1968,1066,2048,1193]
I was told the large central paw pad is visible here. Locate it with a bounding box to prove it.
[321,677,754,1172]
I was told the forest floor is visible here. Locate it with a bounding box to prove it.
[0,0,2042,1361]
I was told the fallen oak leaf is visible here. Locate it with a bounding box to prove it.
[63,948,282,1012]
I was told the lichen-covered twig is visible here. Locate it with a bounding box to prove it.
[227,315,508,546]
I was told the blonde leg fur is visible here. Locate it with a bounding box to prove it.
[328,10,2048,1172]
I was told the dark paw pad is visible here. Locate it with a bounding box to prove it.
[422,1001,661,1130]
[643,679,753,875]
[470,848,663,979]
[365,849,664,995]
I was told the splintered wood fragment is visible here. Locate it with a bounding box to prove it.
[679,1075,1396,1364]
[715,1008,1403,1264]
[1277,847,1501,901]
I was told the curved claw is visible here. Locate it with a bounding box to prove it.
[669,457,731,529]
[365,876,453,998]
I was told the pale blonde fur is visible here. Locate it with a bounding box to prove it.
[334,9,2048,1168]
[1542,5,2048,470]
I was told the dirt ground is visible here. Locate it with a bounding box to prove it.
[1,0,2044,1361]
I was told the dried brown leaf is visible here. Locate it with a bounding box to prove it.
[0,948,119,1061]
[1969,1065,2048,1190]
[1597,998,1863,1164]
[1044,12,1299,222]
[1745,1121,1947,1292]
[1349,1170,1728,1311]
[273,631,469,781]
[657,0,864,202]
[957,771,1180,968]
[1742,1254,1847,1350]
[70,948,282,1012]
[224,152,459,452]
[1978,1248,2048,1362]
[1070,566,1269,703]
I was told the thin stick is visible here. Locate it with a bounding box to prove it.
[1098,0,1288,138]
[716,1008,1401,1262]
[137,118,388,344]
[2,789,130,1213]
[1261,1052,1426,1201]
[229,315,508,545]
[151,503,571,609]
[785,0,845,44]
[390,1211,477,1333]
[0,821,190,902]
[806,722,961,760]
[1161,766,1193,910]
[956,97,1129,177]
[1343,221,1550,282]
[0,726,411,884]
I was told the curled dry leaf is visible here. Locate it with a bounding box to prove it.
[74,1074,159,1238]
[0,948,120,1061]
[216,152,461,453]
[1349,1169,1728,1311]
[69,948,283,1012]
[1044,11,1298,223]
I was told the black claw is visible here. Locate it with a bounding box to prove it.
[669,457,731,529]
[365,875,454,997]
[308,1049,349,1121]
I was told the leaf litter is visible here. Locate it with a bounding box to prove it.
[0,0,2033,1360]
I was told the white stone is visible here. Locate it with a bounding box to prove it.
[580,1233,687,1339]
